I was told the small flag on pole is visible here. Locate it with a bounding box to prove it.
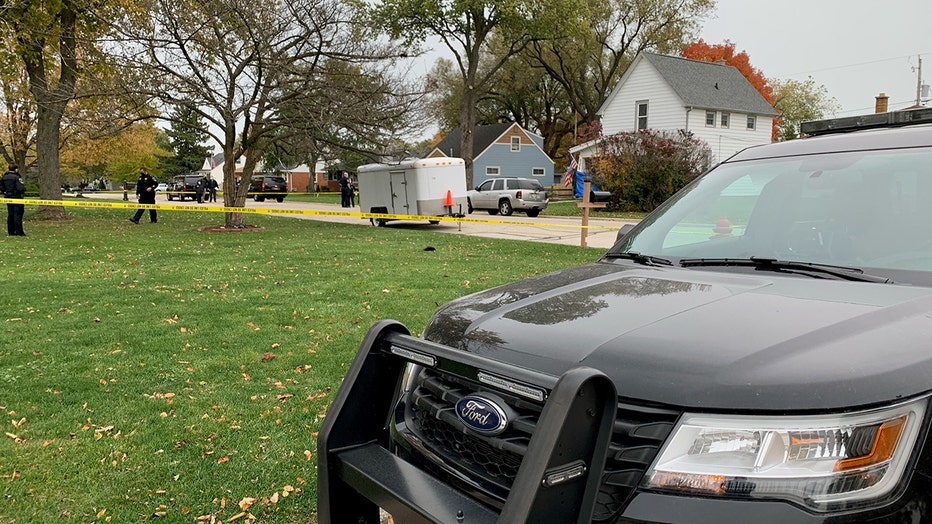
[562,153,577,187]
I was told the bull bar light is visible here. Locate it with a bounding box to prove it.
[643,397,928,511]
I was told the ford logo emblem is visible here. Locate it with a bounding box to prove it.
[455,394,509,435]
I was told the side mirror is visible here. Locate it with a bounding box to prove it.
[616,223,636,243]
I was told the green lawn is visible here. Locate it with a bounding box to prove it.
[0,206,600,523]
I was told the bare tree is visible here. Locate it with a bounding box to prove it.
[119,0,421,228]
[0,65,37,173]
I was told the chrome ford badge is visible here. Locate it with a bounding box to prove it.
[455,394,509,435]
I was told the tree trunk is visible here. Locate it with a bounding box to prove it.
[34,104,65,219]
[459,84,477,189]
[221,144,245,228]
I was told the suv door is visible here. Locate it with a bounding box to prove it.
[472,180,495,210]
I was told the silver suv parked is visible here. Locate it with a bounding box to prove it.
[467,177,548,217]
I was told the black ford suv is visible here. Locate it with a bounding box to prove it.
[319,109,932,523]
[248,174,287,202]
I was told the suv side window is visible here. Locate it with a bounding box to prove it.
[492,179,504,191]
[515,179,541,190]
[477,180,493,191]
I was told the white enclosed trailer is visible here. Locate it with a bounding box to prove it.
[356,157,469,226]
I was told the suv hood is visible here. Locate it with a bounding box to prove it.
[422,262,932,411]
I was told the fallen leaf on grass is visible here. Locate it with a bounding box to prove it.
[238,497,256,511]
[260,352,275,362]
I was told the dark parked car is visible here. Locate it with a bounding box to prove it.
[248,174,287,202]
[165,173,205,201]
[467,177,548,217]
[319,109,932,523]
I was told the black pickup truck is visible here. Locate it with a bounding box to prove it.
[319,109,932,523]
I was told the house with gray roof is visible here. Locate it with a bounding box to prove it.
[428,122,554,188]
[572,52,779,168]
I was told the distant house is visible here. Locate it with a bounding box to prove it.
[572,52,778,170]
[201,154,326,192]
[428,122,554,188]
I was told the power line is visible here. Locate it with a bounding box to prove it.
[774,52,932,78]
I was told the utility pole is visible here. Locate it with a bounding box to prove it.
[916,55,923,107]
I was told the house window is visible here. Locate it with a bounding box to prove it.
[720,112,730,128]
[510,136,520,152]
[532,167,545,177]
[486,166,500,176]
[747,115,757,130]
[705,111,716,126]
[636,101,649,130]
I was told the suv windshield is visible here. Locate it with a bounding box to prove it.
[610,147,932,285]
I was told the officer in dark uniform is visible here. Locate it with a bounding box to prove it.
[129,167,158,223]
[2,163,26,236]
[195,176,207,203]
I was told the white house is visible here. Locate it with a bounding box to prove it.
[572,52,778,170]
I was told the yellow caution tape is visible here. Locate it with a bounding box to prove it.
[0,197,620,231]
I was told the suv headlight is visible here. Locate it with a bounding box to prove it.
[643,398,927,511]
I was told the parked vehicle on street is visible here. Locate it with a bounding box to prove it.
[248,174,288,202]
[165,173,205,201]
[155,183,168,192]
[319,109,932,523]
[467,177,548,217]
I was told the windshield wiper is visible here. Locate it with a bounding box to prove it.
[603,251,673,267]
[678,256,893,283]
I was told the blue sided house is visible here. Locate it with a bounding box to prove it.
[428,122,554,188]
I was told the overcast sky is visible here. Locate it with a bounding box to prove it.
[699,0,932,116]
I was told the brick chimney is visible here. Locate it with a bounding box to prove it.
[875,92,889,113]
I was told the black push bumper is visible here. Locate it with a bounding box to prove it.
[317,320,618,523]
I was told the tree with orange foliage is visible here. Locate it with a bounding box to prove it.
[681,39,778,139]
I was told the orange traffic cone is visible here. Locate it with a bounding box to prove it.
[444,189,453,207]
[710,215,733,238]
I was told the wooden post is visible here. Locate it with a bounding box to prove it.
[576,179,606,247]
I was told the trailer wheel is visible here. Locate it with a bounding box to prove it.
[370,218,387,227]
[429,220,439,225]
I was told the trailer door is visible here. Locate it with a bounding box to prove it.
[390,170,409,215]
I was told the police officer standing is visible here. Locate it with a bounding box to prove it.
[2,163,26,236]
[129,167,158,224]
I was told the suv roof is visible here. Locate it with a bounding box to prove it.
[732,108,932,161]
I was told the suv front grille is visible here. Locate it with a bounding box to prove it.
[403,368,680,521]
